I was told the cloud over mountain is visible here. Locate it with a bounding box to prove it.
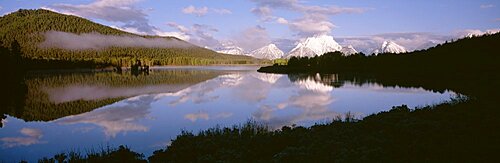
[39,31,193,50]
[338,32,452,54]
[46,0,157,34]
[250,0,366,36]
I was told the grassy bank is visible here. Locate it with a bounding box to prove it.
[31,33,500,162]
[36,95,499,162]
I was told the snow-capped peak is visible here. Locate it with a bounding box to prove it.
[287,35,343,58]
[341,45,358,56]
[212,41,247,55]
[215,46,245,55]
[376,41,407,54]
[250,43,284,59]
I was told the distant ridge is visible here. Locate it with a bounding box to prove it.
[287,35,343,58]
[250,44,284,59]
[0,9,262,67]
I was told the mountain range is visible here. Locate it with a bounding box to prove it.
[213,42,246,56]
[287,35,343,58]
[0,9,261,67]
[216,35,359,59]
[250,44,284,60]
[7,9,484,63]
[373,41,407,55]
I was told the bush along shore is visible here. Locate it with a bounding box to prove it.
[36,95,499,162]
[20,33,498,162]
[33,31,500,162]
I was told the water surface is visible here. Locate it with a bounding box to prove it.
[0,66,456,162]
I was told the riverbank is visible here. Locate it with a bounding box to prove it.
[32,67,500,162]
[38,94,498,162]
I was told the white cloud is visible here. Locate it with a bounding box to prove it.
[252,76,338,129]
[164,22,222,47]
[164,22,191,40]
[182,6,232,16]
[190,24,221,47]
[47,1,191,40]
[167,22,190,33]
[182,5,208,16]
[480,4,495,9]
[250,0,366,36]
[20,128,43,138]
[288,14,335,36]
[1,128,46,148]
[232,25,271,51]
[56,95,154,138]
[251,6,273,21]
[156,31,191,41]
[276,17,288,24]
[39,31,193,50]
[47,0,157,34]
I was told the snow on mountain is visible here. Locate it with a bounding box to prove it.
[211,41,247,55]
[250,43,284,59]
[287,35,342,58]
[215,46,245,55]
[462,29,500,38]
[373,41,407,55]
[287,43,317,58]
[340,45,358,56]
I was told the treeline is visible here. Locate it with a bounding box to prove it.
[34,70,500,162]
[28,32,500,162]
[38,145,146,163]
[0,9,265,69]
[145,61,500,162]
[1,69,224,122]
[260,32,500,76]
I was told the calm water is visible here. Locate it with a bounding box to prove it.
[0,66,456,162]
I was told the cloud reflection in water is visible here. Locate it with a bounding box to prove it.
[1,128,46,148]
[56,95,155,138]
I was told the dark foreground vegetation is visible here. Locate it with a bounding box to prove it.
[35,33,500,162]
[39,97,498,162]
[146,74,499,162]
[38,145,146,163]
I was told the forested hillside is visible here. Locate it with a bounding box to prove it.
[0,9,262,68]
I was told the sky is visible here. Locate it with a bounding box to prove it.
[1,0,499,53]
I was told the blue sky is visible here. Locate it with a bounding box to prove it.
[1,0,498,52]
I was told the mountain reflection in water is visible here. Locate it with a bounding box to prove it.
[0,67,456,162]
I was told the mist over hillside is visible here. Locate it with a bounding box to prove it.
[40,31,194,50]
